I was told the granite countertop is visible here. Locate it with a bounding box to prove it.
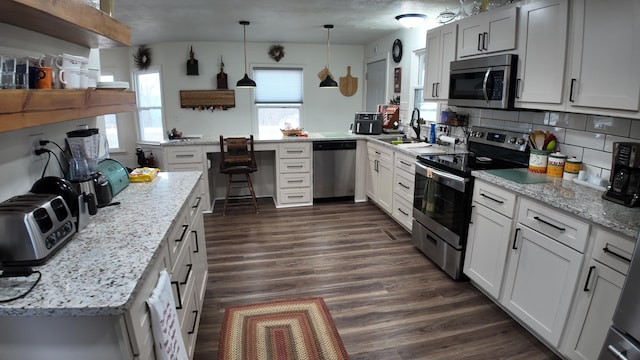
[473,169,640,239]
[0,171,202,317]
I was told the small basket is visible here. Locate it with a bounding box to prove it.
[281,129,304,136]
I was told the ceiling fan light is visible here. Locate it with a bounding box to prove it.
[395,14,426,28]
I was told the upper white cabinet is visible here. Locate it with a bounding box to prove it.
[424,23,457,100]
[567,0,640,112]
[515,0,569,107]
[457,4,517,58]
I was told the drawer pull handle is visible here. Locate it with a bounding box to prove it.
[400,160,411,167]
[469,205,475,224]
[289,195,304,199]
[398,182,410,190]
[607,345,629,360]
[287,150,304,153]
[188,309,199,335]
[533,216,565,231]
[512,228,520,250]
[569,79,577,102]
[181,263,192,285]
[287,165,304,169]
[288,179,304,183]
[398,208,409,216]
[480,193,504,204]
[176,154,195,158]
[176,224,189,243]
[171,281,183,309]
[192,230,199,253]
[583,265,596,292]
[192,196,201,209]
[603,246,631,263]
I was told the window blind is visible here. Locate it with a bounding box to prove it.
[254,67,303,104]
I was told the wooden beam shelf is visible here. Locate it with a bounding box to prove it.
[0,0,131,48]
[180,90,235,110]
[0,89,137,133]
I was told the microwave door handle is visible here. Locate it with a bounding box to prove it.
[482,67,492,103]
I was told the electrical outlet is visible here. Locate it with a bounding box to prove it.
[30,133,45,162]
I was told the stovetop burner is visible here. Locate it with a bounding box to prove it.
[417,126,530,177]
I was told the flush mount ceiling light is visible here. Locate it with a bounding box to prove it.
[236,20,256,88]
[319,24,338,88]
[395,14,427,28]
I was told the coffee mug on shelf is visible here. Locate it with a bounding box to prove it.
[59,68,81,89]
[36,67,53,89]
[55,53,84,70]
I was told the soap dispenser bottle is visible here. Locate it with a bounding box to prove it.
[429,123,436,144]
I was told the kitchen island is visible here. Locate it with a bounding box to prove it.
[0,171,207,359]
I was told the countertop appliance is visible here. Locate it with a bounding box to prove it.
[98,158,130,196]
[602,142,640,207]
[0,193,75,267]
[313,140,357,201]
[448,54,518,109]
[600,231,640,359]
[412,126,529,279]
[353,112,383,135]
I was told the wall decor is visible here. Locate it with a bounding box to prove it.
[180,90,235,111]
[217,56,228,89]
[186,46,199,75]
[392,39,403,63]
[394,67,401,93]
[133,45,151,70]
[268,44,285,62]
[339,66,357,97]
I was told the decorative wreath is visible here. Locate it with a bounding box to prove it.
[268,44,285,62]
[134,45,152,70]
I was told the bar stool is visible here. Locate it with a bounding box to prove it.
[219,135,259,216]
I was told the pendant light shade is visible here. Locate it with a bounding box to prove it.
[320,24,338,88]
[236,20,256,88]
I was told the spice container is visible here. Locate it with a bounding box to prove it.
[546,152,567,178]
[563,157,582,180]
[528,149,550,173]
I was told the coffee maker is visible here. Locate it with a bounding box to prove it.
[603,142,640,207]
[65,128,109,223]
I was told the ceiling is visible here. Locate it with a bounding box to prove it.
[113,0,463,46]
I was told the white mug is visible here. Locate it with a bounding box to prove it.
[59,68,81,89]
[80,69,89,89]
[55,53,84,70]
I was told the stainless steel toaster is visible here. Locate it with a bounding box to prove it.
[0,193,75,267]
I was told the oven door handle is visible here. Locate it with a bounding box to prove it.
[482,67,492,103]
[415,162,468,193]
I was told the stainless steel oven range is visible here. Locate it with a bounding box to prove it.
[412,126,530,279]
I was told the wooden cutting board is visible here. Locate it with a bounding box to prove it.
[339,66,357,97]
[317,67,334,81]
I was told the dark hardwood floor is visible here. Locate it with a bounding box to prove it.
[193,199,560,359]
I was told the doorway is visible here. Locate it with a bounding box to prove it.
[365,58,387,112]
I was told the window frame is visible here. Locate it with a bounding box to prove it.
[132,65,165,144]
[252,66,304,138]
[96,72,124,153]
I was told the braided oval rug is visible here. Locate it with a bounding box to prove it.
[218,297,348,359]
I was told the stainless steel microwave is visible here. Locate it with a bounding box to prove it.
[448,54,518,109]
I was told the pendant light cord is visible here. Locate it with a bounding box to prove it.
[326,26,331,71]
[243,24,248,74]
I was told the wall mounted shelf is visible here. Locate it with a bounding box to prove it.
[180,90,236,110]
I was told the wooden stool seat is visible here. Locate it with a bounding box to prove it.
[219,135,259,216]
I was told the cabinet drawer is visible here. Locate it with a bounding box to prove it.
[278,188,312,204]
[171,236,196,321]
[167,210,190,270]
[473,180,517,218]
[166,163,204,172]
[393,168,414,202]
[279,158,310,173]
[279,172,311,188]
[165,146,203,164]
[368,143,393,163]
[517,198,590,253]
[590,227,634,275]
[392,195,413,230]
[187,187,203,223]
[279,143,311,158]
[395,152,416,174]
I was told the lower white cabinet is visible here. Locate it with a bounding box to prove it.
[163,145,211,212]
[276,142,312,207]
[501,219,583,347]
[366,143,393,213]
[391,151,415,231]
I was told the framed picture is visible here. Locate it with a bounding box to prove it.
[394,67,401,93]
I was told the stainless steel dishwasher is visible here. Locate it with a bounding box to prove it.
[313,140,357,201]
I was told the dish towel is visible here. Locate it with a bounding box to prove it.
[147,269,188,360]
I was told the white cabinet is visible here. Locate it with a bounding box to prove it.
[560,227,634,360]
[501,198,587,347]
[276,142,312,207]
[424,23,457,100]
[515,0,569,107]
[464,180,517,299]
[163,145,211,212]
[457,4,517,58]
[391,151,416,231]
[567,0,640,112]
[366,142,393,213]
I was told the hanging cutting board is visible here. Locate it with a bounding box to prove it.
[317,67,334,81]
[339,66,357,97]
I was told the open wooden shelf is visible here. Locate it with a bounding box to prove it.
[0,0,131,48]
[0,89,137,133]
[180,90,236,110]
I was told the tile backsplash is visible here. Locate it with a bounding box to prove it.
[434,108,640,181]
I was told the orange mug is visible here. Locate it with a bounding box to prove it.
[36,66,52,89]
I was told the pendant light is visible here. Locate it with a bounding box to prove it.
[319,24,338,88]
[236,20,256,88]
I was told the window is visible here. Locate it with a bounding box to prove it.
[96,74,120,150]
[254,67,303,138]
[134,67,164,142]
[413,50,438,123]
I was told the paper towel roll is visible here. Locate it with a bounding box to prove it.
[439,135,457,145]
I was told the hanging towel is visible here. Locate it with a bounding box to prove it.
[147,269,188,360]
